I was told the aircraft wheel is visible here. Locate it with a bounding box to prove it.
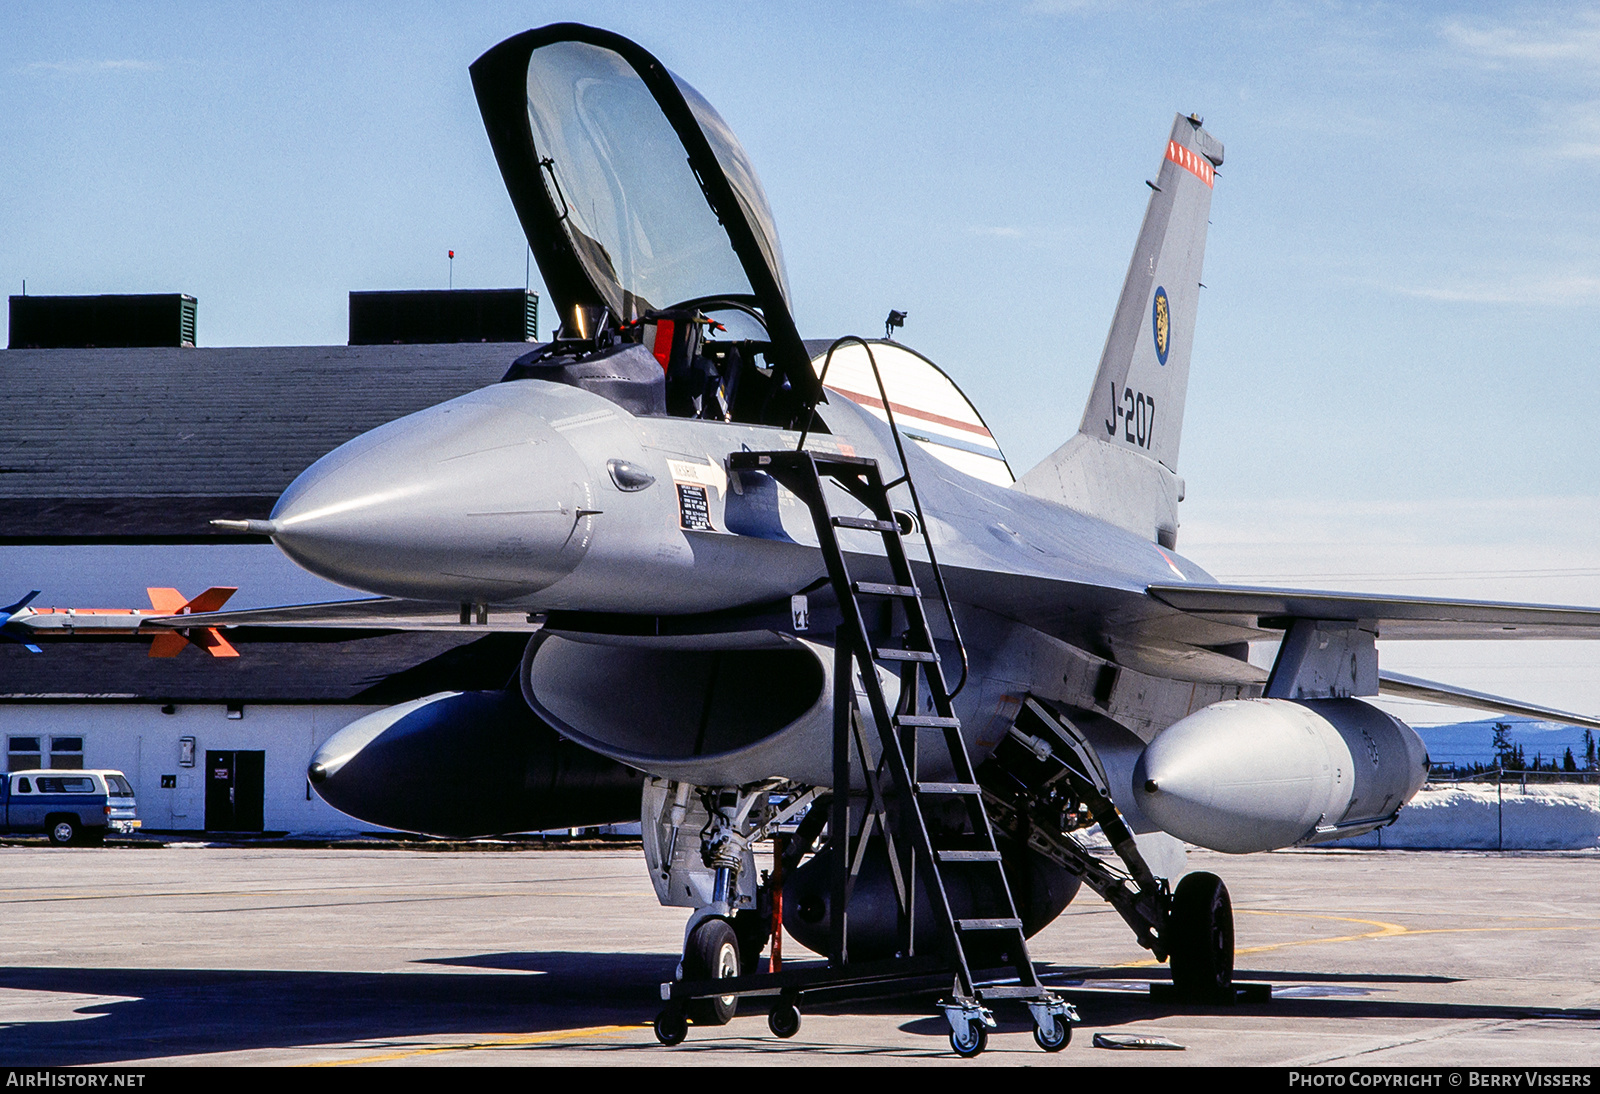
[49,818,78,846]
[1033,1014,1071,1052]
[949,1018,988,1058]
[654,1008,688,1046]
[768,1000,801,1039]
[683,917,740,1025]
[1168,871,1234,1002]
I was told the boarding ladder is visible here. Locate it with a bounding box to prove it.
[705,338,1072,1054]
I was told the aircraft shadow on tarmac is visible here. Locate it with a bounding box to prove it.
[0,953,676,1066]
[0,955,1595,1065]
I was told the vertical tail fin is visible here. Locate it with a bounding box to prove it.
[1016,114,1222,548]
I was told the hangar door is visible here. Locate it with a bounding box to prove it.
[205,751,265,832]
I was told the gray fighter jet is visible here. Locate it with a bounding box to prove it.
[172,24,1600,1053]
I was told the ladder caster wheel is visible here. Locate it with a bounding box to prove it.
[768,1001,801,1039]
[950,1019,988,1058]
[654,1007,688,1046]
[1033,1014,1071,1052]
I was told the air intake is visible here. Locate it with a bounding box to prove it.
[8,293,197,349]
[349,289,539,345]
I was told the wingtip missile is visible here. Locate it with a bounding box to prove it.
[0,586,241,658]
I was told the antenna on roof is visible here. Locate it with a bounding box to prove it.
[448,250,455,290]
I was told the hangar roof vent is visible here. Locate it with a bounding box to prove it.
[349,289,539,345]
[8,293,197,349]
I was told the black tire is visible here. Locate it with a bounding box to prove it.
[950,1018,988,1058]
[1033,1014,1071,1052]
[48,817,78,847]
[683,917,740,1026]
[1168,871,1234,1002]
[654,1008,688,1046]
[768,1001,801,1039]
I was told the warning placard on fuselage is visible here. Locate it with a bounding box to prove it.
[669,458,723,532]
[676,483,713,530]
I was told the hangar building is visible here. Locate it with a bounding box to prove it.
[1,292,551,834]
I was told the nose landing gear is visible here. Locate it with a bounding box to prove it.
[682,917,742,1025]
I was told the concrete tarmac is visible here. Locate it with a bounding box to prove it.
[0,842,1595,1067]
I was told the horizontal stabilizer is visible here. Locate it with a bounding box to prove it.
[1378,671,1600,732]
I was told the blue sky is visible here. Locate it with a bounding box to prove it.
[5,1,1600,712]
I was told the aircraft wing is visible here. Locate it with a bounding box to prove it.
[1376,671,1600,731]
[151,597,543,632]
[1146,583,1600,640]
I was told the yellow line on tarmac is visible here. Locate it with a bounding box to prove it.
[1233,910,1597,952]
[306,1024,643,1066]
[1113,910,1597,968]
[1234,910,1410,955]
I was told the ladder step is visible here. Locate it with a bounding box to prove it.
[937,850,1003,863]
[832,515,898,532]
[853,581,919,598]
[874,647,936,663]
[956,918,1024,932]
[977,985,1045,1000]
[894,714,959,728]
[916,782,981,795]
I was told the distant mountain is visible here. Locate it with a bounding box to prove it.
[1414,717,1594,769]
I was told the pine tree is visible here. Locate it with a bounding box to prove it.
[1492,722,1516,768]
[1563,747,1578,772]
[1585,729,1597,772]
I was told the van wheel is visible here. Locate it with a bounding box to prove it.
[49,818,79,846]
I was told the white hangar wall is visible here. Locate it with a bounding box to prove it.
[0,702,384,834]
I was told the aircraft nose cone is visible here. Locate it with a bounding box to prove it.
[270,386,596,601]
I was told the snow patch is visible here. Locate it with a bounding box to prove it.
[1340,783,1600,850]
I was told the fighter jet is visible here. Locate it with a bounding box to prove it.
[158,23,1600,1053]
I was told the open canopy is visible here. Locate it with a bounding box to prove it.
[471,24,812,400]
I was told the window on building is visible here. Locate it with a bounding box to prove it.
[49,737,83,770]
[7,738,41,771]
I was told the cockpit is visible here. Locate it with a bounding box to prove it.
[473,26,814,428]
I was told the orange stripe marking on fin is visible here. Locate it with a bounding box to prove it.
[184,587,237,614]
[147,632,188,658]
[146,588,188,614]
[190,628,239,658]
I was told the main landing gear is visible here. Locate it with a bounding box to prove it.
[1166,871,1235,1002]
